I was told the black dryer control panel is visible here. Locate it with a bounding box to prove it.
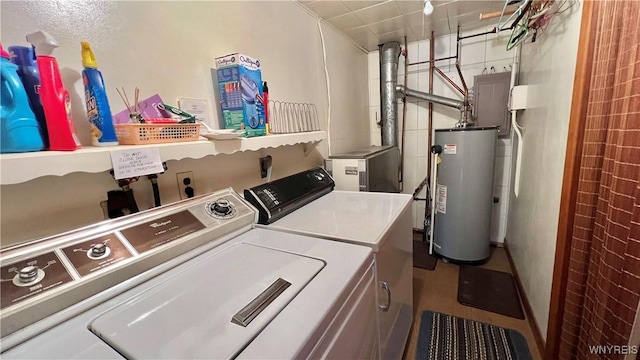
[244,167,334,224]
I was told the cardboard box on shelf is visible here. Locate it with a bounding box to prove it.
[214,53,266,137]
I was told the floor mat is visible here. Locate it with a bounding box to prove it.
[416,311,532,360]
[413,241,437,271]
[457,266,525,319]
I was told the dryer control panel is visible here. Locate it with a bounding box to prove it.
[0,188,256,339]
[244,167,334,224]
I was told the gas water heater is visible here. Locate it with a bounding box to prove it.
[432,127,498,263]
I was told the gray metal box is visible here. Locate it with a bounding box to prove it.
[325,146,400,193]
[473,72,511,136]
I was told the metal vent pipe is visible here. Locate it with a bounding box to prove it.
[380,42,468,147]
[380,42,401,147]
[395,85,465,110]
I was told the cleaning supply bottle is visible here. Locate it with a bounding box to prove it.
[262,81,269,134]
[81,41,117,146]
[8,45,48,147]
[0,42,45,153]
[26,30,81,151]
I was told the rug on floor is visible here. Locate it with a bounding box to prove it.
[416,311,532,360]
[414,240,437,270]
[457,266,525,319]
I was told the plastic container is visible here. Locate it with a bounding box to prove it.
[81,42,117,146]
[0,43,45,153]
[27,31,81,151]
[114,123,200,145]
[8,45,48,147]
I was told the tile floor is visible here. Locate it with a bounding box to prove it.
[403,239,543,360]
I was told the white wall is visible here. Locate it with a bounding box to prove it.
[319,22,370,155]
[0,1,369,246]
[506,3,584,337]
[367,30,514,240]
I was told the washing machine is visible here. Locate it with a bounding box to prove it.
[245,167,413,360]
[0,188,379,359]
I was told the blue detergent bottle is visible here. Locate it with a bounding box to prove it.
[81,41,118,146]
[8,45,49,147]
[0,43,45,153]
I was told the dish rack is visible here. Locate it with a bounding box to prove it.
[115,123,201,145]
[268,100,320,134]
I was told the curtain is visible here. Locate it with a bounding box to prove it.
[558,0,640,359]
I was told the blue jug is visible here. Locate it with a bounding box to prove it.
[1,43,45,153]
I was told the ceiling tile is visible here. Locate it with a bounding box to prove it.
[396,0,424,14]
[343,0,386,12]
[344,25,377,39]
[326,13,366,30]
[354,1,402,24]
[296,0,497,49]
[410,18,450,38]
[367,15,408,35]
[448,11,487,33]
[304,1,351,19]
[404,10,426,30]
[344,26,382,51]
[445,0,496,17]
[377,28,414,44]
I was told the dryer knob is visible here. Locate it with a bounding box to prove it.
[18,266,39,284]
[91,244,107,257]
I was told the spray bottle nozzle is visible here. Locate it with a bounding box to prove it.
[26,30,59,57]
[81,41,98,68]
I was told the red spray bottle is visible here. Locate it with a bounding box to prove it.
[26,31,81,150]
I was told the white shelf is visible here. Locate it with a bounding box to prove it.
[0,131,326,185]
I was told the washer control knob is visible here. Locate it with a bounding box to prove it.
[18,266,39,284]
[91,244,107,257]
[314,172,325,181]
[213,200,231,215]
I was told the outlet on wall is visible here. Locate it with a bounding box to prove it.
[259,155,272,179]
[176,171,195,200]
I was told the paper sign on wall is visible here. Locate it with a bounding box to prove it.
[436,184,447,214]
[110,148,164,179]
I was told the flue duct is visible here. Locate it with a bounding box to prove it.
[395,85,465,111]
[380,42,401,147]
[380,42,469,147]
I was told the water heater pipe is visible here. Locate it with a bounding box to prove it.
[429,150,441,255]
[510,45,523,197]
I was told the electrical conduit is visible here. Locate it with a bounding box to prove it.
[317,20,331,156]
[510,45,523,197]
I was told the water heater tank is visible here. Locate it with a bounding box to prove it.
[433,127,497,263]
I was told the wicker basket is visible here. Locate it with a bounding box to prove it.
[115,123,200,145]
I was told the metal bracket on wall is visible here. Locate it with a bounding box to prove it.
[303,141,321,157]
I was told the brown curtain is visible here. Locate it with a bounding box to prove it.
[558,0,640,359]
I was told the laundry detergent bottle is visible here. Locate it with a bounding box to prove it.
[8,45,49,147]
[26,31,81,150]
[0,43,45,153]
[81,42,117,146]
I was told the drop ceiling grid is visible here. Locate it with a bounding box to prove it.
[298,0,500,51]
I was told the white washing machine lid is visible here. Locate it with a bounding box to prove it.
[264,191,412,250]
[89,242,324,359]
